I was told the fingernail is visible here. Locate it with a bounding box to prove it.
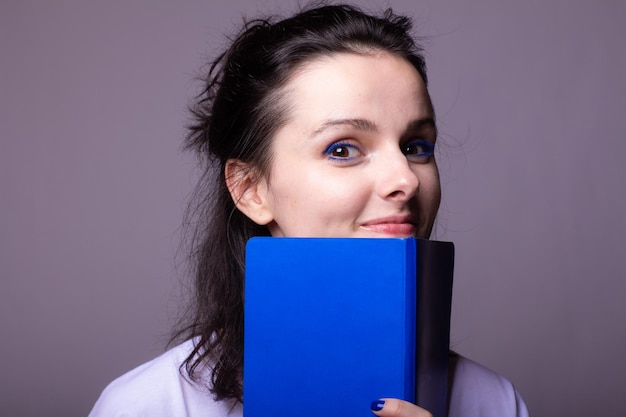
[371,399,385,411]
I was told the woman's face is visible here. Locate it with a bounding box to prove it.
[246,52,440,238]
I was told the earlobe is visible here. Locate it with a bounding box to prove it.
[225,159,274,225]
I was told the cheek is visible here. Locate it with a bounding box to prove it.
[298,172,363,216]
[418,166,441,208]
[428,168,441,207]
[273,170,368,223]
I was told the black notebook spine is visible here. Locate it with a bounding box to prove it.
[415,239,455,417]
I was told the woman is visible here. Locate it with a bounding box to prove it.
[89,4,528,417]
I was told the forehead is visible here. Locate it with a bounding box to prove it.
[280,52,432,129]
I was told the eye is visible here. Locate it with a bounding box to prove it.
[323,142,363,161]
[402,140,435,159]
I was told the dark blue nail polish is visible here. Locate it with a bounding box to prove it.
[371,399,385,411]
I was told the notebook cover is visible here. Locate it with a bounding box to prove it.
[243,237,454,417]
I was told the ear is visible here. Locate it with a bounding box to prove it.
[225,159,274,225]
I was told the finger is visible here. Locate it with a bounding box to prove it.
[370,398,433,417]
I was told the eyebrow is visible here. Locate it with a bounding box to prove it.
[310,118,378,137]
[310,117,437,138]
[406,118,437,132]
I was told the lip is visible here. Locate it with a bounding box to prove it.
[360,215,417,237]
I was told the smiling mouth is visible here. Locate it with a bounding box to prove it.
[360,215,418,237]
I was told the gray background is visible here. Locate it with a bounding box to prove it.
[2,1,625,416]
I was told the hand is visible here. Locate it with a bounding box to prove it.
[370,398,433,417]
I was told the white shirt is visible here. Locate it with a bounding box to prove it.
[89,339,528,417]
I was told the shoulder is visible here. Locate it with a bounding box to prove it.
[88,339,242,417]
[448,353,529,417]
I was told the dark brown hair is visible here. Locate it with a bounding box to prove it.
[176,3,429,403]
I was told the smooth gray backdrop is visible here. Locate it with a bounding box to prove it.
[2,1,625,416]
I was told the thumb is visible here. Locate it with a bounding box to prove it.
[370,398,433,417]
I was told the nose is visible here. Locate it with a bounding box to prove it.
[375,148,419,202]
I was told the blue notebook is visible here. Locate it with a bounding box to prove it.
[244,238,454,417]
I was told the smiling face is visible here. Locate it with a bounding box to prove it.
[229,51,440,239]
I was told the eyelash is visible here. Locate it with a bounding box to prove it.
[323,141,363,162]
[322,140,435,163]
[402,140,435,159]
